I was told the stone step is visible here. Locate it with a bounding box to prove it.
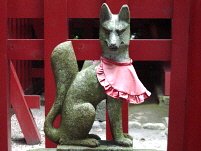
[29,148,159,151]
[28,141,161,151]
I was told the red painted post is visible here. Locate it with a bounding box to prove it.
[168,0,190,151]
[24,95,40,109]
[163,66,170,96]
[44,0,67,147]
[28,61,32,89]
[184,0,201,150]
[0,0,11,150]
[10,62,41,145]
[24,61,29,89]
[21,61,25,89]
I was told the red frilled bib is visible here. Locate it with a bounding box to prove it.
[96,57,151,104]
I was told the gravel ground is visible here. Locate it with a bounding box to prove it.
[11,105,168,151]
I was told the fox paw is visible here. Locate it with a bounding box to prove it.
[59,138,100,147]
[115,137,133,147]
[85,138,100,147]
[123,133,133,141]
[88,134,101,140]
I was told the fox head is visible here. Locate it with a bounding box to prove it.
[99,3,130,61]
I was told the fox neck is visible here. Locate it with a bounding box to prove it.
[102,47,130,62]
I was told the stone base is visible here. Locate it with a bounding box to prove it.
[28,148,157,151]
[27,149,56,151]
[28,148,158,151]
[57,141,132,151]
[28,141,158,151]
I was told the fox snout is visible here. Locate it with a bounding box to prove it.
[107,32,120,50]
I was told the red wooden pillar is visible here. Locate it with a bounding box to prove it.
[0,0,11,151]
[184,0,201,150]
[44,0,67,147]
[168,0,190,151]
[105,0,129,140]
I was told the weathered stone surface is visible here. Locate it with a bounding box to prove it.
[129,121,142,129]
[28,148,159,151]
[158,96,169,106]
[44,3,133,147]
[55,141,154,151]
[57,145,133,151]
[95,100,106,121]
[27,149,56,151]
[28,141,160,151]
[142,123,166,130]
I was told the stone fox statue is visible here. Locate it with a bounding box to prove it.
[44,3,150,147]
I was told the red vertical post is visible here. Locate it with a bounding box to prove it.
[0,0,11,150]
[21,61,25,89]
[44,0,67,147]
[168,0,190,151]
[24,61,28,89]
[28,61,32,90]
[105,0,129,140]
[184,0,201,150]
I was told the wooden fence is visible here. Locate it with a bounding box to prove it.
[1,0,201,151]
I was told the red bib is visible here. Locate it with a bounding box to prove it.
[96,57,151,104]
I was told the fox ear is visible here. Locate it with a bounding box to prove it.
[119,5,130,23]
[100,3,112,23]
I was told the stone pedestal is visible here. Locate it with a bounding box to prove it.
[57,141,133,151]
[28,141,159,151]
[29,141,159,151]
[29,148,157,151]
[58,145,131,150]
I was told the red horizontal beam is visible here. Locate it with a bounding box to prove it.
[24,95,40,109]
[7,39,44,60]
[129,0,172,19]
[67,0,104,18]
[71,39,171,61]
[71,40,101,60]
[8,0,172,18]
[8,0,43,18]
[7,39,171,61]
[129,39,171,61]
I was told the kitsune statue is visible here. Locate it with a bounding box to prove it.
[44,3,151,147]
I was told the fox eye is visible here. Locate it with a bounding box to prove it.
[104,29,111,35]
[116,29,125,35]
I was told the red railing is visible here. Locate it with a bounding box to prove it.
[1,0,198,151]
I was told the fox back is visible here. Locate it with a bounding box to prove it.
[99,4,130,62]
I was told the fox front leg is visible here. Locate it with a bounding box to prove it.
[107,96,133,147]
